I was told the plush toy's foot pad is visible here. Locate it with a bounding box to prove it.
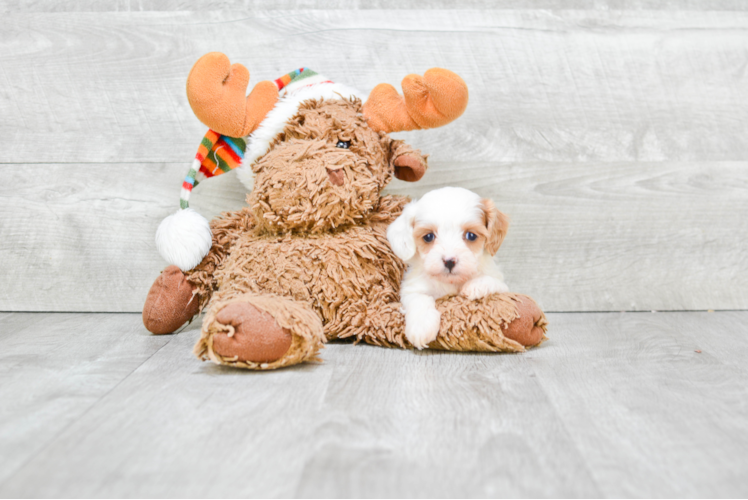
[194,294,326,370]
[143,265,200,334]
[212,302,293,363]
[502,299,546,347]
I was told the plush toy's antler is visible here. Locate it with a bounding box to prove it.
[186,52,279,138]
[363,68,469,133]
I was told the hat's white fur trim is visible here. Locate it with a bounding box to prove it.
[236,81,365,191]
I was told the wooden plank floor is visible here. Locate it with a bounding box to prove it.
[1,311,747,498]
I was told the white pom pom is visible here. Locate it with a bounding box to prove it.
[155,208,212,272]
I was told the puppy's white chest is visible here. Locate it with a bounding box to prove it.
[429,280,459,300]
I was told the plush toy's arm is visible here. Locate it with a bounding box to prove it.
[389,139,429,182]
[186,207,255,308]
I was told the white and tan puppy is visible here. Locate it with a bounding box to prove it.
[387,187,510,349]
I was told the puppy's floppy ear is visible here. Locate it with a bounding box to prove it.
[387,201,418,261]
[389,140,428,182]
[481,198,510,255]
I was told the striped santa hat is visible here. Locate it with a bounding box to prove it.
[156,68,364,272]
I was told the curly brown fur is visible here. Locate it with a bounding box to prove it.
[204,195,408,342]
[248,98,412,234]
[357,292,548,352]
[187,197,547,358]
[432,293,547,352]
[186,207,254,309]
[158,96,548,370]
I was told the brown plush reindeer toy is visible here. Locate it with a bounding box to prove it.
[142,53,547,370]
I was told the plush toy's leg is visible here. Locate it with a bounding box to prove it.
[432,293,548,352]
[194,294,326,370]
[142,265,200,334]
[357,293,547,353]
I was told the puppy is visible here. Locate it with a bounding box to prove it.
[387,187,510,349]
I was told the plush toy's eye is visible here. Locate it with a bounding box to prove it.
[465,232,478,242]
[336,140,350,149]
[423,233,435,243]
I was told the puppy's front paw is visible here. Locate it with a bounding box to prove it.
[460,276,509,301]
[405,308,441,350]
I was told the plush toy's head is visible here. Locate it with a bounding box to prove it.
[156,53,469,269]
[250,98,388,233]
[250,98,424,233]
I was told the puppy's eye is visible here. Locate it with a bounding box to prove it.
[422,233,435,243]
[336,140,350,149]
[465,232,478,242]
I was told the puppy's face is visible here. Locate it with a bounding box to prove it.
[387,187,509,285]
[413,218,489,284]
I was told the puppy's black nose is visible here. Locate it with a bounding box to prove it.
[443,258,456,272]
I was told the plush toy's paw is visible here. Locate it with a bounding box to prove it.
[405,307,441,350]
[142,265,200,334]
[212,302,293,363]
[502,299,546,347]
[195,295,326,370]
[460,276,509,301]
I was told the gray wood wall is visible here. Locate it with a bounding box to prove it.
[1,2,746,312]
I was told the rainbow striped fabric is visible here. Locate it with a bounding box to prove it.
[180,130,247,209]
[274,68,317,91]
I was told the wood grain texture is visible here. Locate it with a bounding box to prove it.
[1,9,747,164]
[0,313,173,487]
[531,311,748,497]
[1,160,745,312]
[2,7,746,313]
[1,311,747,497]
[3,0,748,12]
